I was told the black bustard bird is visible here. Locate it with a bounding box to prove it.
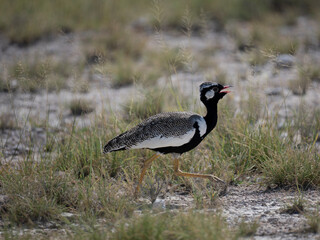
[103,82,231,196]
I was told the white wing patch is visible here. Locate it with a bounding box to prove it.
[196,117,207,137]
[130,129,196,149]
[205,89,215,99]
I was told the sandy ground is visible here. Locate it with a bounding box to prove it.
[150,184,320,239]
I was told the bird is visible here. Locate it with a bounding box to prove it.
[103,82,231,196]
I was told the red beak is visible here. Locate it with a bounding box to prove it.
[220,85,231,94]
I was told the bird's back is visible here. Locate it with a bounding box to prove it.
[103,112,206,153]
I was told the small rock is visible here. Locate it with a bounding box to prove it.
[55,171,66,178]
[292,86,307,96]
[0,195,9,205]
[265,87,283,96]
[293,133,302,145]
[275,54,295,69]
[131,17,152,33]
[277,118,286,129]
[267,217,278,224]
[33,127,44,133]
[61,212,74,218]
[271,201,277,206]
[12,145,30,155]
[256,177,263,183]
[86,53,104,65]
[280,132,288,140]
[152,198,166,210]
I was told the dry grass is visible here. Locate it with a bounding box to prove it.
[0,0,319,46]
[70,77,90,93]
[262,147,320,189]
[0,0,148,45]
[229,20,299,68]
[83,29,146,64]
[235,220,259,238]
[306,211,320,233]
[288,66,313,95]
[0,113,19,130]
[123,88,165,120]
[249,22,299,55]
[109,58,140,88]
[300,64,320,83]
[9,59,74,93]
[0,71,17,93]
[69,99,94,116]
[281,197,305,214]
[110,212,231,240]
[247,49,270,66]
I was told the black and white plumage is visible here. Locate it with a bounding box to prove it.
[103,112,206,154]
[103,82,231,196]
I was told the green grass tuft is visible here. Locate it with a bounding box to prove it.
[235,220,259,238]
[0,166,65,225]
[262,148,320,189]
[281,197,305,214]
[306,211,320,233]
[111,212,231,240]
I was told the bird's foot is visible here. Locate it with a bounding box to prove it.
[208,175,228,196]
[209,175,225,184]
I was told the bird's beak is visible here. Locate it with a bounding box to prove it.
[220,85,232,94]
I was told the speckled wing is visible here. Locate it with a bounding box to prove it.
[103,112,207,153]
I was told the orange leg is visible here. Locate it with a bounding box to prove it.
[135,154,160,197]
[173,158,225,184]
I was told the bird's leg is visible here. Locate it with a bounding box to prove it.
[173,158,225,184]
[135,154,160,197]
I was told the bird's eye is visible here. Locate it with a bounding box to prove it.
[212,87,219,92]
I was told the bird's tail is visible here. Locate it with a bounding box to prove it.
[103,134,126,153]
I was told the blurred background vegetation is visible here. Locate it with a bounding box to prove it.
[0,0,319,45]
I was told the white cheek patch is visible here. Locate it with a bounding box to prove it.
[205,89,215,99]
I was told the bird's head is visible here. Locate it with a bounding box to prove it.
[199,82,231,104]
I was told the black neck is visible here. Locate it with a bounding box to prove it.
[203,102,218,136]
